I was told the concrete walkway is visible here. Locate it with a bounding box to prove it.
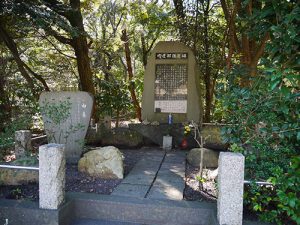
[112,149,186,201]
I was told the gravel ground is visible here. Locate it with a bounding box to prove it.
[0,148,215,203]
[0,148,261,222]
[184,163,217,202]
[0,149,145,201]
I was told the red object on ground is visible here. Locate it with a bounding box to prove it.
[181,138,188,149]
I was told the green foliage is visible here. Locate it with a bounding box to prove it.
[40,98,71,125]
[12,155,38,166]
[219,2,300,223]
[196,175,206,184]
[244,156,300,225]
[40,97,84,143]
[220,68,299,223]
[267,156,300,224]
[221,69,299,148]
[95,79,132,118]
[0,114,32,158]
[266,1,300,70]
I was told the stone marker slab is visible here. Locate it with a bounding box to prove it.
[217,152,245,225]
[39,144,66,209]
[163,136,172,150]
[39,91,93,161]
[111,184,149,198]
[15,130,32,158]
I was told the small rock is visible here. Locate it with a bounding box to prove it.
[150,121,160,125]
[142,119,150,125]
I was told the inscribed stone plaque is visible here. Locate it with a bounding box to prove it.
[154,64,187,113]
[141,41,202,123]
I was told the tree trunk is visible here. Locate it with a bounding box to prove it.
[68,0,97,119]
[220,0,270,85]
[141,34,148,68]
[121,29,142,121]
[72,37,95,95]
[173,0,187,42]
[203,1,212,122]
[0,58,11,130]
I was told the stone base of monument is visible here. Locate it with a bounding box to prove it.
[128,123,197,149]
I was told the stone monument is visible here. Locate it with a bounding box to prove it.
[142,41,202,123]
[39,91,93,162]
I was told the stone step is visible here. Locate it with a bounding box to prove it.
[67,192,218,225]
[71,218,139,225]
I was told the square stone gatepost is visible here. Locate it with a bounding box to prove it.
[217,152,245,225]
[15,130,32,158]
[39,144,66,209]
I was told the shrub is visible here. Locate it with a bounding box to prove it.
[0,114,32,159]
[220,66,299,224]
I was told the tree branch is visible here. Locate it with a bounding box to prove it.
[253,32,270,63]
[22,62,50,91]
[42,0,73,20]
[40,32,76,59]
[43,25,73,46]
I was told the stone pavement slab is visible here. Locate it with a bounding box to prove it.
[122,173,156,185]
[127,167,157,176]
[111,150,165,198]
[164,152,186,164]
[71,218,140,225]
[157,168,185,177]
[147,185,183,200]
[111,149,187,201]
[154,174,185,185]
[147,151,186,200]
[111,184,149,198]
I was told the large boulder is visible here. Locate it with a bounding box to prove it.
[78,146,124,179]
[101,128,144,148]
[187,148,219,168]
